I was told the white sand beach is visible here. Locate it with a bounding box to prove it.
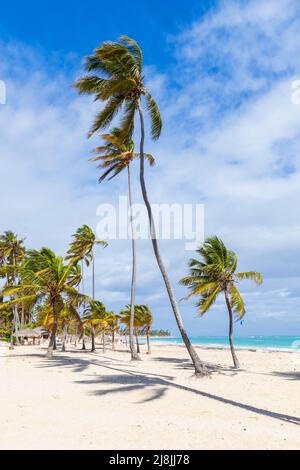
[0,341,299,450]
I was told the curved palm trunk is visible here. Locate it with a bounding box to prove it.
[47,299,58,359]
[137,102,209,377]
[224,289,240,369]
[128,166,140,361]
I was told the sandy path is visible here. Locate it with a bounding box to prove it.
[0,342,299,449]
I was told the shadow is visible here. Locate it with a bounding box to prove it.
[73,372,300,424]
[8,349,300,426]
[154,356,241,376]
[272,371,300,381]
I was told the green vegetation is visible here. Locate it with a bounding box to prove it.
[149,329,171,337]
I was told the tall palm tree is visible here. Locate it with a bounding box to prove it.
[90,128,154,361]
[180,237,263,368]
[74,36,208,376]
[0,247,85,358]
[0,231,25,346]
[66,225,107,351]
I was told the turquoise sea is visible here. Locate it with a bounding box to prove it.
[150,336,300,352]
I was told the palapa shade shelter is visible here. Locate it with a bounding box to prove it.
[17,327,48,344]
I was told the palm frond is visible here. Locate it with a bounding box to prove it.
[235,271,263,284]
[88,96,123,137]
[145,92,162,140]
[229,285,245,319]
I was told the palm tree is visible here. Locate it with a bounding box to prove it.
[90,128,154,361]
[180,237,263,368]
[137,305,153,354]
[106,312,119,350]
[39,302,82,352]
[83,300,113,352]
[0,231,25,346]
[74,36,208,376]
[119,304,144,353]
[0,247,85,358]
[66,225,107,351]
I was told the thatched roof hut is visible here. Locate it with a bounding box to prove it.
[17,327,48,338]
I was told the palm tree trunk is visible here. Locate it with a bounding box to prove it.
[21,303,25,344]
[224,289,240,369]
[10,260,20,346]
[146,327,151,354]
[12,306,20,345]
[127,165,140,361]
[135,329,140,353]
[47,299,58,359]
[102,329,106,353]
[62,324,68,352]
[81,328,86,350]
[112,329,115,351]
[9,322,14,350]
[91,324,96,352]
[137,101,209,377]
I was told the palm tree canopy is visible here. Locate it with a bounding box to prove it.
[180,236,263,319]
[0,247,85,314]
[90,127,155,183]
[120,304,152,328]
[66,224,107,266]
[0,231,25,264]
[74,36,162,141]
[0,231,26,283]
[83,300,114,327]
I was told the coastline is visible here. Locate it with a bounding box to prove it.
[150,342,298,354]
[147,336,300,354]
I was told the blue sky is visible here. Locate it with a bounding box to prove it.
[0,0,216,68]
[0,0,300,337]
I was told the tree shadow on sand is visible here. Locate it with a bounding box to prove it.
[30,351,300,426]
[271,371,300,381]
[153,356,240,376]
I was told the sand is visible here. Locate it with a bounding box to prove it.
[0,340,299,450]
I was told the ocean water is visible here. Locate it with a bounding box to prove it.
[150,336,300,352]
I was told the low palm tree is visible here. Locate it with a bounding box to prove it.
[83,300,112,352]
[120,305,146,353]
[74,36,208,376]
[0,231,25,346]
[136,305,153,354]
[180,237,263,368]
[106,312,119,350]
[90,128,154,361]
[66,225,107,351]
[0,247,85,359]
